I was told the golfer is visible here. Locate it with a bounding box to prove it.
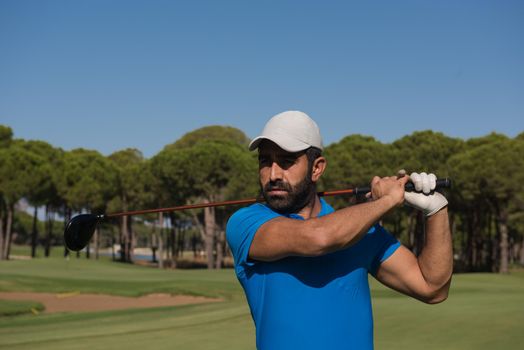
[226,111,452,350]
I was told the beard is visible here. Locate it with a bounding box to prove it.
[260,173,316,214]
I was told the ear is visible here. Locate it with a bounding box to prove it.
[311,156,327,182]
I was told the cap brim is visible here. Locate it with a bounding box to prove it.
[248,136,311,153]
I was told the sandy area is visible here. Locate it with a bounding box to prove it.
[0,292,221,314]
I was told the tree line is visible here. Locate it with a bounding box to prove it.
[0,124,523,273]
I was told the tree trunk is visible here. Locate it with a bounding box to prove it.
[462,212,474,272]
[120,196,129,262]
[158,212,164,269]
[151,230,158,263]
[215,229,225,269]
[44,205,53,257]
[127,216,134,262]
[177,227,185,258]
[489,210,498,272]
[3,205,14,260]
[192,234,198,258]
[63,206,71,258]
[407,211,416,252]
[491,237,499,272]
[204,205,216,269]
[169,214,177,268]
[31,206,38,258]
[450,212,456,248]
[412,211,425,256]
[191,212,206,242]
[165,222,172,262]
[94,226,100,260]
[120,216,131,262]
[171,227,177,268]
[394,213,401,238]
[191,211,206,260]
[111,234,116,261]
[469,208,483,271]
[519,237,524,266]
[86,209,91,259]
[0,212,5,260]
[121,216,127,261]
[510,236,516,265]
[498,209,509,274]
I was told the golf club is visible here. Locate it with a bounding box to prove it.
[64,178,452,251]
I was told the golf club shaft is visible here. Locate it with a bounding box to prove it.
[106,189,353,218]
[105,178,452,218]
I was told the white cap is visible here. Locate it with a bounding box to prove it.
[249,111,323,152]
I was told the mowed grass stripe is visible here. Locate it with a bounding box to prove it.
[0,299,44,316]
[0,304,250,347]
[3,311,255,350]
[372,272,524,350]
[0,258,243,299]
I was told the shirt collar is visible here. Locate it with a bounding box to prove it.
[281,197,333,221]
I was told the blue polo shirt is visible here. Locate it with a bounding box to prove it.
[226,198,400,350]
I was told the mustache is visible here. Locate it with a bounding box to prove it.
[263,180,292,193]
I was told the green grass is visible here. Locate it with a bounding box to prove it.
[9,244,112,260]
[0,300,44,317]
[1,258,523,349]
[371,271,524,349]
[10,244,64,258]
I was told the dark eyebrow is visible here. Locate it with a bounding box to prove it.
[287,150,306,158]
[259,151,304,159]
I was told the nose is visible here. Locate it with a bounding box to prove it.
[269,161,284,182]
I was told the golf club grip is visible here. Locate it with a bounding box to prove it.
[353,177,452,196]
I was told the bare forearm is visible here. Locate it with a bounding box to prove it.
[251,195,396,260]
[250,176,408,261]
[312,195,396,254]
[418,207,453,290]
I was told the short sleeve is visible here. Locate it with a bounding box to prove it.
[368,224,401,276]
[226,204,281,268]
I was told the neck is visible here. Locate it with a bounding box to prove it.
[295,195,322,220]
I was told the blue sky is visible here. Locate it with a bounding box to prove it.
[1,0,522,157]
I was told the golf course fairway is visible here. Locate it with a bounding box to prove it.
[1,258,523,349]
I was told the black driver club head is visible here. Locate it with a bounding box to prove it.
[64,214,103,251]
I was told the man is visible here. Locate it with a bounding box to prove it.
[226,111,452,350]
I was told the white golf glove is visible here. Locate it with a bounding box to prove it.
[404,172,448,217]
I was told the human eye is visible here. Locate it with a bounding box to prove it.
[278,156,297,168]
[283,157,296,165]
[258,155,270,166]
